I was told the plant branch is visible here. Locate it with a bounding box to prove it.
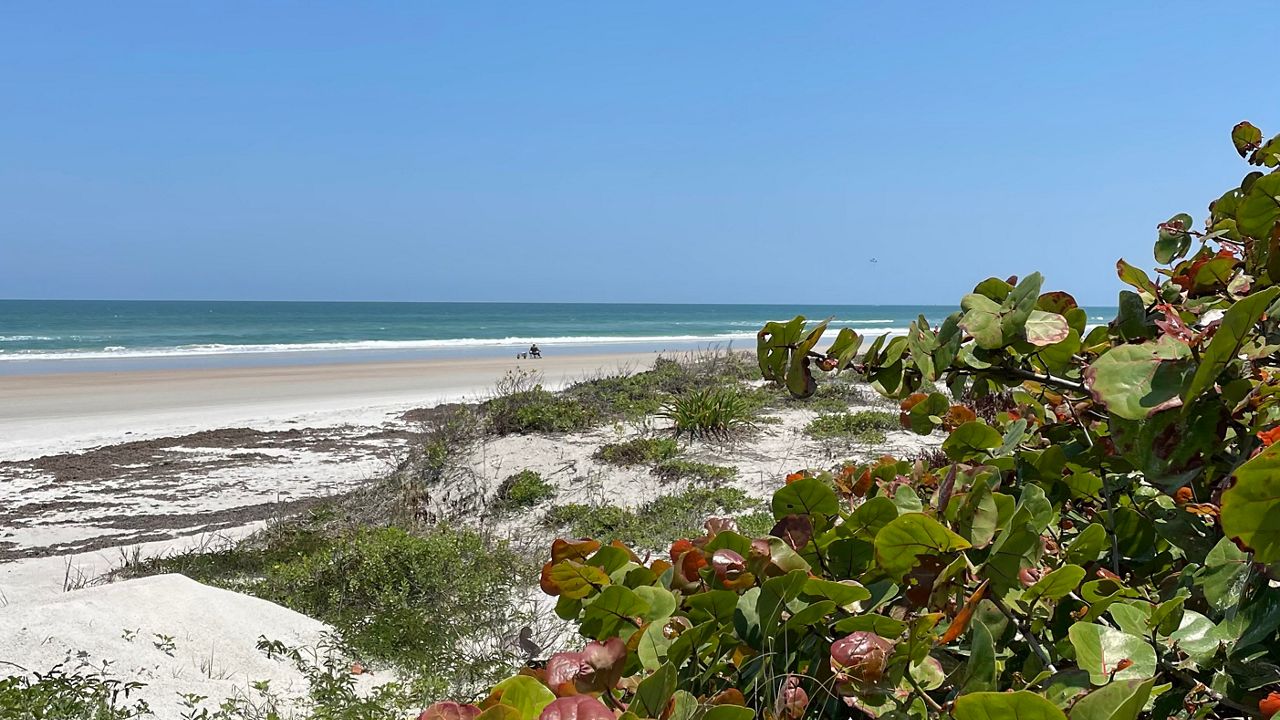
[987,593,1058,674]
[1160,659,1256,716]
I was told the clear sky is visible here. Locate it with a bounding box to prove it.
[1,3,1274,305]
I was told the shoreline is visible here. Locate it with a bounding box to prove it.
[0,350,666,460]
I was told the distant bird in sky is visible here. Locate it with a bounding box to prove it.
[870,258,878,263]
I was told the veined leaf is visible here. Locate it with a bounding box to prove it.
[874,513,970,581]
[1183,286,1280,403]
[1221,442,1280,563]
[954,691,1067,720]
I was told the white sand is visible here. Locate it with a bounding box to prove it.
[0,574,349,717]
[0,352,663,460]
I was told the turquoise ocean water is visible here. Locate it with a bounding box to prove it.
[0,300,1116,375]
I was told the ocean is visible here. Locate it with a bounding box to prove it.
[0,300,1115,374]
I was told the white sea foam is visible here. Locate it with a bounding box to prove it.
[0,328,913,362]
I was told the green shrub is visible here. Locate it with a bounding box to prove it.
[542,486,760,549]
[0,667,150,720]
[651,459,738,484]
[485,387,598,435]
[259,526,532,678]
[659,387,757,439]
[594,436,679,466]
[121,521,536,695]
[804,410,897,440]
[492,470,556,513]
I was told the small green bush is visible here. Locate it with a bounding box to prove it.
[0,668,150,720]
[651,459,738,484]
[804,410,897,440]
[492,470,557,513]
[542,486,761,548]
[594,436,679,466]
[486,387,599,435]
[659,387,757,440]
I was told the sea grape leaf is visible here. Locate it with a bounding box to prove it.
[1197,537,1250,614]
[1238,173,1280,239]
[1024,564,1086,606]
[1220,442,1280,562]
[549,561,611,600]
[635,621,672,670]
[700,708,753,720]
[801,577,870,608]
[1068,677,1155,720]
[631,662,676,719]
[757,316,806,383]
[786,318,830,397]
[825,327,862,374]
[1085,337,1193,420]
[1116,259,1158,296]
[960,294,1008,350]
[1183,285,1280,403]
[634,586,677,623]
[958,619,997,694]
[1156,213,1194,264]
[771,477,840,519]
[942,421,1003,462]
[580,586,650,640]
[953,691,1067,720]
[874,513,971,581]
[492,676,556,720]
[1068,623,1157,685]
[1168,610,1220,666]
[1233,121,1263,157]
[1025,309,1070,346]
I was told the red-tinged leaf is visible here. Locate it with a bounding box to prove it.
[551,538,601,563]
[770,514,814,550]
[937,580,989,645]
[419,702,482,720]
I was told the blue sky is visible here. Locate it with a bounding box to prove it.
[0,3,1274,305]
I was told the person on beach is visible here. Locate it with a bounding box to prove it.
[529,343,542,358]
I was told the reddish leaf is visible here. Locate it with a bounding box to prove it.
[937,580,989,645]
[770,514,814,551]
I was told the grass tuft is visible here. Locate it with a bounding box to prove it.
[542,487,761,549]
[492,470,557,513]
[594,437,679,466]
[651,459,737,484]
[659,387,757,440]
[804,410,898,444]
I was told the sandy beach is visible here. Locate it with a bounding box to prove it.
[0,351,665,564]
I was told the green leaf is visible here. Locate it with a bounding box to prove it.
[1025,310,1070,346]
[953,691,1067,720]
[757,570,808,640]
[1066,524,1109,565]
[1221,442,1280,562]
[1067,623,1157,685]
[874,513,971,581]
[786,319,830,398]
[580,586,650,640]
[959,620,997,693]
[1024,564,1086,605]
[1068,678,1155,720]
[631,662,676,719]
[635,621,672,671]
[771,477,840,519]
[1198,537,1250,614]
[1156,213,1194,264]
[1233,121,1263,157]
[1116,259,1158,296]
[757,316,805,382]
[1085,337,1193,420]
[549,561,611,600]
[801,577,870,608]
[700,707,753,720]
[1238,172,1280,239]
[942,421,1003,462]
[634,586,677,623]
[825,327,863,374]
[492,676,556,720]
[1183,286,1280,403]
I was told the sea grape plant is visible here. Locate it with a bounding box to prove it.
[421,121,1280,720]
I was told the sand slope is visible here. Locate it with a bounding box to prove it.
[0,574,341,716]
